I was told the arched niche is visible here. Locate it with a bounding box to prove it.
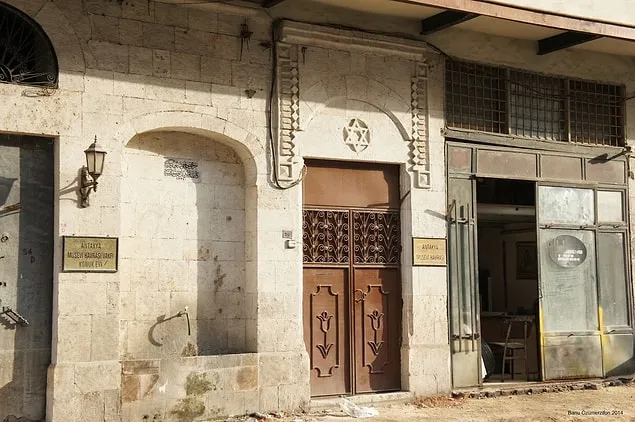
[120,130,253,358]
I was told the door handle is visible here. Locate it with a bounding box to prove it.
[354,289,367,303]
[452,333,480,340]
[0,306,29,327]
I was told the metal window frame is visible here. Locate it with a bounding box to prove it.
[445,60,625,147]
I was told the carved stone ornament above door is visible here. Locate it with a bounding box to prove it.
[343,118,371,153]
[273,21,433,189]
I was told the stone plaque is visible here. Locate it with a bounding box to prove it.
[413,238,447,266]
[62,236,118,272]
[164,158,200,181]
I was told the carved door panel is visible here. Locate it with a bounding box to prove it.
[303,268,350,396]
[0,135,53,420]
[353,268,401,393]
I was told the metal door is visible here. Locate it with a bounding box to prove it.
[447,176,482,387]
[302,161,402,396]
[303,266,350,396]
[0,135,54,419]
[536,185,603,379]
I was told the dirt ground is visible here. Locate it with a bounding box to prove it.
[237,382,635,422]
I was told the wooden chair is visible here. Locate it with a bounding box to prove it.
[489,316,534,382]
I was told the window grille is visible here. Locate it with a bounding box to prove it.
[445,61,624,147]
[0,2,58,88]
[446,61,506,134]
[509,70,566,141]
[569,80,622,146]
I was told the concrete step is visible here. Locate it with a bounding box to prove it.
[310,391,414,412]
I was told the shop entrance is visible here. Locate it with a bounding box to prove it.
[476,178,540,382]
[447,142,634,388]
[302,160,402,397]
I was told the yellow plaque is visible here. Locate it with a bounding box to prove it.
[413,238,447,266]
[62,236,118,272]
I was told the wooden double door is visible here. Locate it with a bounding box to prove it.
[302,161,402,397]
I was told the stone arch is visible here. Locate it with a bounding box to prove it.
[306,96,410,142]
[116,111,266,186]
[301,75,412,141]
[4,0,85,75]
[116,111,265,355]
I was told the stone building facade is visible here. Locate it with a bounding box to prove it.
[0,0,634,421]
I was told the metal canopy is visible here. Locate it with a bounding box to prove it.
[537,31,603,55]
[420,10,479,35]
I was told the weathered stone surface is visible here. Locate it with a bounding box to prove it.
[1,1,633,421]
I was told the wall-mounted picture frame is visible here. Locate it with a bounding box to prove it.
[516,241,537,279]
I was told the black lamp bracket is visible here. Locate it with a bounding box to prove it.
[79,166,98,208]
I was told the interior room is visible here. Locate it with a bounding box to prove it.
[476,178,540,383]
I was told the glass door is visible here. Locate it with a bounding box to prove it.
[448,176,482,387]
[536,185,602,380]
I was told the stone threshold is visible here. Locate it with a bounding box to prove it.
[309,391,414,411]
[452,376,635,399]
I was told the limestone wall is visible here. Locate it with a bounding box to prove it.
[1,0,635,420]
[120,131,250,360]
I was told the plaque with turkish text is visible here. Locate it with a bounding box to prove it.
[62,236,118,272]
[413,238,447,266]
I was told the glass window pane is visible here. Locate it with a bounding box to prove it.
[540,229,598,332]
[598,232,629,327]
[597,191,624,222]
[539,186,594,225]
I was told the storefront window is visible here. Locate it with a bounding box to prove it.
[598,232,629,327]
[597,190,624,223]
[539,229,598,332]
[538,186,594,225]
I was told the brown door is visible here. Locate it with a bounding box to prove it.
[302,161,402,397]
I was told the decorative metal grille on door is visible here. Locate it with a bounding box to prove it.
[303,210,400,265]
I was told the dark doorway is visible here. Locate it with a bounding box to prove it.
[476,178,540,383]
[0,134,54,419]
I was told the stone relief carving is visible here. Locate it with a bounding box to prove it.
[274,30,432,189]
[343,118,370,153]
[411,61,431,189]
[273,42,302,187]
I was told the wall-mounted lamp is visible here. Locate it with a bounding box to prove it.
[79,136,107,208]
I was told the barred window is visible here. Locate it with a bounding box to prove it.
[446,61,624,147]
[569,80,622,146]
[446,61,506,134]
[509,70,566,141]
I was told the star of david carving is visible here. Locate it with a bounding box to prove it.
[343,118,370,153]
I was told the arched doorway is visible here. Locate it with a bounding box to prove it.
[0,2,58,420]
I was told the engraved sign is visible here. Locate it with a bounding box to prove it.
[413,238,447,266]
[164,158,200,181]
[62,236,118,272]
[548,235,587,268]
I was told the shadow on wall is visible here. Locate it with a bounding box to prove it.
[119,130,259,420]
[121,130,252,359]
[0,135,54,421]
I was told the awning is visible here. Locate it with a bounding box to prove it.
[258,0,635,56]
